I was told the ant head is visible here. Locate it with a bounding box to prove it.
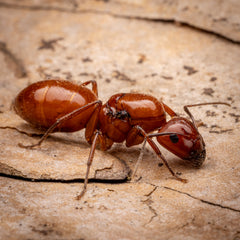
[156,117,206,167]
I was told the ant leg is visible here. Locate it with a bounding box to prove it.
[76,130,100,200]
[195,120,204,128]
[0,126,43,137]
[131,138,147,181]
[127,126,187,183]
[184,102,230,129]
[131,132,185,181]
[76,130,111,200]
[80,80,98,97]
[19,100,102,149]
[162,102,178,117]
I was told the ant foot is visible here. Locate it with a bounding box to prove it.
[129,175,142,183]
[75,195,82,201]
[18,142,39,149]
[127,176,132,181]
[75,188,86,200]
[177,176,188,183]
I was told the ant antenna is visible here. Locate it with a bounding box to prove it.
[184,102,230,130]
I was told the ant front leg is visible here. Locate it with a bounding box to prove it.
[127,126,187,183]
[19,100,102,149]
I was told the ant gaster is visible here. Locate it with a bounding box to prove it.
[13,79,230,199]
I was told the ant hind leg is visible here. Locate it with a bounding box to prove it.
[80,80,98,97]
[19,100,102,149]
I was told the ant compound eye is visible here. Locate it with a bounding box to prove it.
[169,134,179,143]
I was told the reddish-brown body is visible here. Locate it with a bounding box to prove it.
[98,93,166,146]
[14,80,98,132]
[14,80,168,151]
[13,79,229,199]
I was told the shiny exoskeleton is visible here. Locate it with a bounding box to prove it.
[13,79,229,199]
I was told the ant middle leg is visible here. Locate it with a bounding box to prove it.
[76,130,100,200]
[76,130,113,200]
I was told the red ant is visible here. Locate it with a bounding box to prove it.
[13,79,230,199]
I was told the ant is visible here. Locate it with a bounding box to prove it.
[13,79,230,199]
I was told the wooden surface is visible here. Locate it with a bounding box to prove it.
[0,1,239,240]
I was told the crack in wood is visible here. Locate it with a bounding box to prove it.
[0,172,128,184]
[144,185,158,197]
[94,163,114,178]
[143,182,240,214]
[0,41,27,78]
[146,205,158,225]
[140,184,159,225]
[0,2,240,44]
[0,162,25,177]
[176,215,196,231]
[163,186,240,213]
[141,197,158,225]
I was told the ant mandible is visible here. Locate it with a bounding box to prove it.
[13,79,230,199]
